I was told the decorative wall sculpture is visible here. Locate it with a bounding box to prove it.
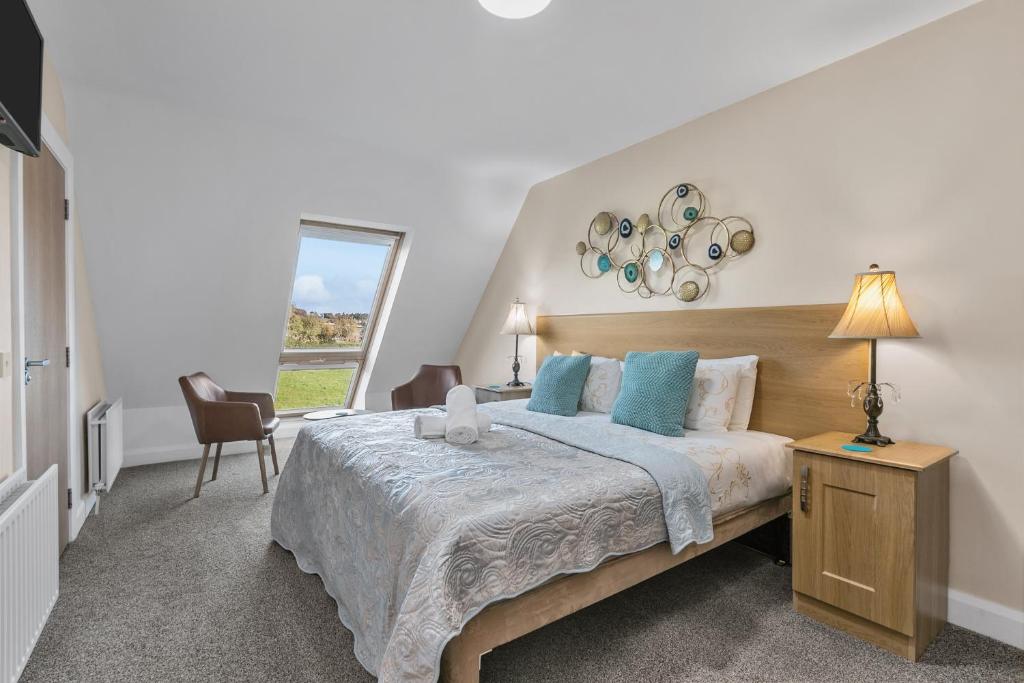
[576,183,755,302]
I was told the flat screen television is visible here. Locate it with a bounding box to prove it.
[0,0,44,157]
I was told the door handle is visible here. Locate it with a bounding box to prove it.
[799,464,810,513]
[24,358,50,386]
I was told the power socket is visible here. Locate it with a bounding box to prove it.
[0,351,10,378]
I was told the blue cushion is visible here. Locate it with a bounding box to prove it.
[611,351,699,436]
[527,354,592,417]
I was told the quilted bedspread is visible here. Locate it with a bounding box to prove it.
[270,406,712,682]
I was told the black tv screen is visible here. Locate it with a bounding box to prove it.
[0,0,44,157]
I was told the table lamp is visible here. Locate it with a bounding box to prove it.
[500,298,534,387]
[829,264,919,446]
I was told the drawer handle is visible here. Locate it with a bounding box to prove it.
[800,465,809,513]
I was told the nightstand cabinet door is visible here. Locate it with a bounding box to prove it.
[792,450,916,635]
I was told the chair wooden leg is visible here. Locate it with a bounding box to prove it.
[255,440,269,494]
[193,444,212,498]
[269,435,280,475]
[211,443,223,481]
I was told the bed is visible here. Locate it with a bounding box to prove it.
[271,304,867,683]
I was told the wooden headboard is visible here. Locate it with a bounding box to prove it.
[536,303,867,440]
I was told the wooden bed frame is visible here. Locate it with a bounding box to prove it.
[440,304,867,682]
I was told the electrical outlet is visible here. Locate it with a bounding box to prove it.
[0,351,10,378]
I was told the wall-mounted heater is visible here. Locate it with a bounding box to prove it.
[0,465,58,682]
[87,398,124,505]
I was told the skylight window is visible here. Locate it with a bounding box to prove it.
[276,221,403,412]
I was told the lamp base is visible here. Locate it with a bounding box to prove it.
[506,379,526,387]
[508,344,524,387]
[856,361,895,447]
[853,432,895,447]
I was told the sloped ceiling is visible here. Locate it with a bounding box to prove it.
[28,0,975,414]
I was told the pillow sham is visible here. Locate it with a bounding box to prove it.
[684,361,742,432]
[579,357,622,413]
[553,351,624,413]
[527,354,592,417]
[611,351,699,437]
[703,355,759,431]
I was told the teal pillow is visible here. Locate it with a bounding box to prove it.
[527,354,592,416]
[611,351,699,436]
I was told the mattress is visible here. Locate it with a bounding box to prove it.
[271,403,790,682]
[491,398,791,518]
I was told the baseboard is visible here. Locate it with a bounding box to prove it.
[124,432,298,468]
[69,489,96,541]
[948,589,1024,649]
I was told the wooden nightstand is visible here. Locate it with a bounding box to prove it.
[788,431,957,661]
[474,384,532,404]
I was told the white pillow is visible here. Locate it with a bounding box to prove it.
[552,351,623,413]
[719,355,758,431]
[684,361,741,432]
[579,356,622,413]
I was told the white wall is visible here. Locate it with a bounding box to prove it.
[61,84,520,461]
[0,147,12,485]
[457,0,1024,644]
[40,57,109,538]
[1,56,108,534]
[37,0,981,463]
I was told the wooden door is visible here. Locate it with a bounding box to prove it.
[23,144,69,552]
[792,451,915,635]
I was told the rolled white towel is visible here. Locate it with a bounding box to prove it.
[445,385,479,445]
[414,413,491,439]
[414,414,446,439]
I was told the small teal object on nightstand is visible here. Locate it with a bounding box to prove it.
[841,444,873,453]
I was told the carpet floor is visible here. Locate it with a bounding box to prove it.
[21,446,1024,683]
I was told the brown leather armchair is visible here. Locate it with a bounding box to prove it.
[179,372,281,497]
[391,365,463,410]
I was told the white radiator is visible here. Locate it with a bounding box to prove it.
[87,398,124,495]
[0,465,59,683]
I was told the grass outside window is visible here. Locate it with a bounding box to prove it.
[274,368,354,411]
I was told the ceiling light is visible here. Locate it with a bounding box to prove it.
[478,0,552,19]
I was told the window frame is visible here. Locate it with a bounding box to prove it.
[276,219,404,415]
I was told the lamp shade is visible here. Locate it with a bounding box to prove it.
[500,298,535,336]
[830,265,919,339]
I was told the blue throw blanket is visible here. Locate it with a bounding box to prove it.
[479,401,714,552]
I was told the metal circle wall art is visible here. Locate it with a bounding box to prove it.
[577,182,756,302]
[678,280,700,302]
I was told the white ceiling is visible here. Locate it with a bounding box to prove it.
[34,0,975,194]
[26,0,976,418]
